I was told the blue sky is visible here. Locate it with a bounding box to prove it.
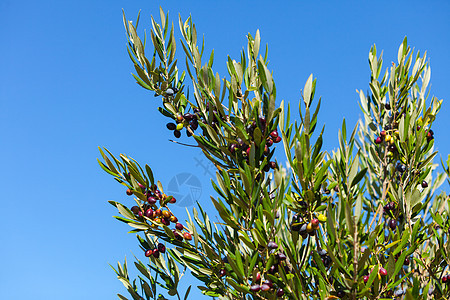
[1,1,449,299]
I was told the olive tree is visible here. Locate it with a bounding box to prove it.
[98,8,450,300]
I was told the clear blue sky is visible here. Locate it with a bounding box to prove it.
[1,1,449,299]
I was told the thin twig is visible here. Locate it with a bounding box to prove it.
[168,139,200,147]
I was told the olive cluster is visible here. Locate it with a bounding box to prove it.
[426,129,434,143]
[229,119,281,170]
[130,204,177,225]
[166,100,230,138]
[250,281,284,298]
[203,103,227,130]
[317,249,332,268]
[374,125,435,158]
[127,183,176,207]
[374,129,400,158]
[383,201,401,231]
[290,210,326,239]
[145,242,166,259]
[166,110,200,138]
[363,266,388,285]
[394,252,410,266]
[443,274,450,283]
[217,241,289,298]
[362,264,417,298]
[267,241,289,275]
[165,95,282,172]
[130,202,192,241]
[248,241,286,298]
[125,184,193,259]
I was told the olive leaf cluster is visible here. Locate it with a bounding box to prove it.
[98,7,450,300]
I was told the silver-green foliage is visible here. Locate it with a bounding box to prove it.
[98,7,450,300]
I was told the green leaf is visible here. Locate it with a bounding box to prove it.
[430,212,444,227]
[227,253,244,280]
[326,204,336,246]
[145,165,154,186]
[98,159,120,177]
[226,278,249,294]
[405,288,414,300]
[265,254,275,272]
[257,57,273,94]
[253,30,260,61]
[398,36,407,64]
[184,286,191,300]
[303,74,313,108]
[348,156,359,186]
[351,167,367,187]
[267,94,276,124]
[358,249,371,273]
[325,243,350,277]
[99,148,120,174]
[117,203,135,220]
[313,160,332,192]
[128,223,150,230]
[391,251,407,280]
[345,201,355,236]
[211,197,238,229]
[253,127,263,146]
[386,253,395,277]
[132,73,152,90]
[234,249,245,279]
[134,64,152,86]
[393,227,410,256]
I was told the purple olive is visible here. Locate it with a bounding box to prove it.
[250,285,261,292]
[131,206,140,215]
[152,249,160,258]
[166,123,176,130]
[145,209,153,218]
[263,280,273,288]
[277,252,286,261]
[148,197,157,205]
[268,241,278,249]
[403,257,410,266]
[157,243,166,253]
[389,219,397,230]
[261,284,271,291]
[276,288,284,297]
